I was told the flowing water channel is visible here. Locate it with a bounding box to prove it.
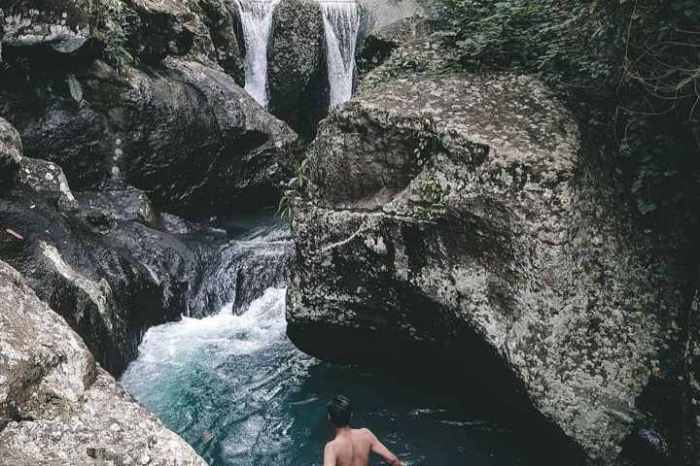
[121,217,561,466]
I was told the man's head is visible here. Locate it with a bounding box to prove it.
[327,395,352,427]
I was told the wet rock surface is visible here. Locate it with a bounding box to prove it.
[287,69,690,464]
[0,118,209,377]
[188,224,293,316]
[0,259,206,466]
[0,162,197,375]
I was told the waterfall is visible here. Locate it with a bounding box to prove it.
[234,0,281,107]
[320,0,361,109]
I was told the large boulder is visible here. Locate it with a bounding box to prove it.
[0,57,297,215]
[268,0,325,138]
[0,259,206,465]
[286,71,689,464]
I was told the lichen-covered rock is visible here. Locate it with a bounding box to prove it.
[15,157,79,211]
[269,0,325,138]
[687,274,700,465]
[287,72,688,464]
[359,29,459,91]
[0,259,206,465]
[76,185,158,226]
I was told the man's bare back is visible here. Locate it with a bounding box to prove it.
[324,395,403,466]
[323,427,402,466]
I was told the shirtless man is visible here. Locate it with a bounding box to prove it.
[323,395,404,466]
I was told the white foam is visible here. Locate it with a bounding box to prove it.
[123,288,287,379]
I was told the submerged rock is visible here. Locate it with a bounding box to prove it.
[0,259,206,465]
[287,72,688,464]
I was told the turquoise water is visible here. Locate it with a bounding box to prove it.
[121,285,556,466]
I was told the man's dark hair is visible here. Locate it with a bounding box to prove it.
[327,395,352,427]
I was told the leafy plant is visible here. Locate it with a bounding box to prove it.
[278,159,310,225]
[88,0,134,69]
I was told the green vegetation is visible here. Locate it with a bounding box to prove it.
[278,159,310,225]
[441,0,700,226]
[89,0,134,69]
[414,174,448,221]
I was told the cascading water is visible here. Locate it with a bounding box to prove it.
[235,0,281,107]
[121,215,556,466]
[320,0,361,109]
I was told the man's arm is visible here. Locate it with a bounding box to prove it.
[365,429,403,466]
[323,443,336,466]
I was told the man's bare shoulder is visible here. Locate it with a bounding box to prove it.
[353,428,375,438]
[324,439,339,459]
[325,438,342,450]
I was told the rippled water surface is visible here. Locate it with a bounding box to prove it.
[121,222,553,466]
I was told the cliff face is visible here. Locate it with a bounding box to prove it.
[286,37,692,463]
[0,258,207,465]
